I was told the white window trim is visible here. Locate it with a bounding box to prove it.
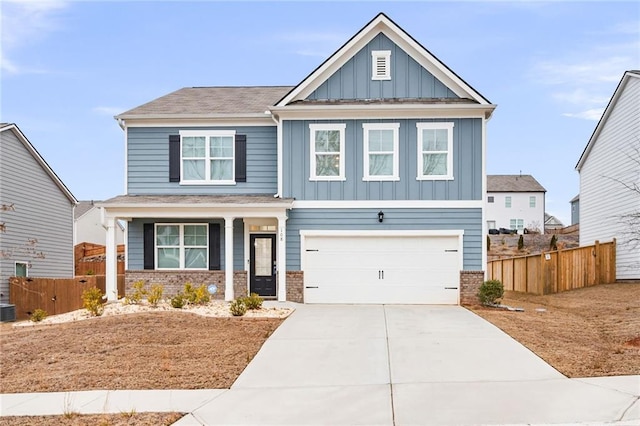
[15,261,28,277]
[309,123,346,181]
[416,122,454,181]
[179,130,236,185]
[510,219,524,231]
[362,123,400,181]
[505,196,512,208]
[155,223,209,270]
[529,196,536,208]
[371,50,391,80]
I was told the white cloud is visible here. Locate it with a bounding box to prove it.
[562,108,605,121]
[552,88,610,105]
[1,0,69,75]
[271,30,348,58]
[92,106,123,117]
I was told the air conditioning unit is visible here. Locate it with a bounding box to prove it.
[0,304,16,322]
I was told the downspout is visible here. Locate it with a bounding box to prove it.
[267,111,282,198]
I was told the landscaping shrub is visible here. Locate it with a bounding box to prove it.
[229,299,247,316]
[550,235,558,251]
[30,308,47,322]
[478,280,504,306]
[242,293,263,310]
[82,286,104,316]
[129,280,147,304]
[518,234,524,250]
[170,292,186,309]
[183,283,210,305]
[487,235,491,251]
[147,284,164,307]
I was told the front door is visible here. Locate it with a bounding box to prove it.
[250,234,276,297]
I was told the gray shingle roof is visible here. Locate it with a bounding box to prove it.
[116,86,294,118]
[99,194,294,207]
[74,200,98,219]
[487,175,546,192]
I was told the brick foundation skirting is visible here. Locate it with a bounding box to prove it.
[460,270,485,305]
[125,270,247,300]
[286,271,304,303]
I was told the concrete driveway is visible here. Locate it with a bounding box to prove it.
[178,304,639,425]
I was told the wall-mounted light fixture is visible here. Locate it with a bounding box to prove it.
[378,211,384,223]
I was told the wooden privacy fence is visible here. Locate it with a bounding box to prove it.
[74,242,125,276]
[487,240,616,295]
[9,275,125,321]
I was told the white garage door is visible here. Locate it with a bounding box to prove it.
[302,232,462,304]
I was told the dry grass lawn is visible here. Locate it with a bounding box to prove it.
[470,282,640,377]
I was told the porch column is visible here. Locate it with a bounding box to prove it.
[224,217,235,301]
[277,215,287,302]
[104,216,118,302]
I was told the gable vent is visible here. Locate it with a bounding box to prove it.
[372,50,391,80]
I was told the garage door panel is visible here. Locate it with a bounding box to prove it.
[302,234,462,305]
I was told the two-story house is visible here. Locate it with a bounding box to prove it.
[0,123,77,304]
[486,175,546,234]
[100,13,496,305]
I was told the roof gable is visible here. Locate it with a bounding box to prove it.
[576,70,640,171]
[276,13,492,110]
[487,175,546,192]
[0,123,77,204]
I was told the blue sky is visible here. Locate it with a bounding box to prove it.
[2,0,639,225]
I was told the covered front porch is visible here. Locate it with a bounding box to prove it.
[98,195,294,302]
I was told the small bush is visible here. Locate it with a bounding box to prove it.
[129,280,147,304]
[242,293,263,310]
[82,286,104,316]
[30,308,47,322]
[518,234,524,250]
[550,235,558,251]
[478,280,504,306]
[183,283,210,305]
[171,292,186,309]
[486,235,491,251]
[147,284,164,307]
[229,299,247,316]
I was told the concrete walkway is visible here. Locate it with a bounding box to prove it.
[1,304,639,425]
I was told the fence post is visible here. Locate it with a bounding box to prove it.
[594,240,600,285]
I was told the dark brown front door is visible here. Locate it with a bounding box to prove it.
[250,234,276,297]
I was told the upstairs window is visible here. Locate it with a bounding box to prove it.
[180,130,235,184]
[530,196,536,208]
[417,122,454,180]
[487,196,495,203]
[363,123,399,181]
[309,123,346,181]
[505,196,512,208]
[371,50,391,80]
[156,224,208,269]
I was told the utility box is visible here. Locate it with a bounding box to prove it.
[0,304,16,322]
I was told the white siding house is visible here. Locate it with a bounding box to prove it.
[486,175,546,234]
[74,201,125,246]
[0,123,77,304]
[576,70,640,280]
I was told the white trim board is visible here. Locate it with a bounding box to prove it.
[292,200,482,209]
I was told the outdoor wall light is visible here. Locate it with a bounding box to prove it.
[378,211,384,223]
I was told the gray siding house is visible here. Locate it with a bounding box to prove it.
[102,13,496,304]
[0,123,77,304]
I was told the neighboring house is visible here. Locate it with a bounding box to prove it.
[101,13,496,304]
[486,175,546,234]
[74,200,125,246]
[0,123,77,304]
[544,213,564,233]
[570,194,579,225]
[576,70,640,280]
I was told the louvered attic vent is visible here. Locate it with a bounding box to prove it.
[372,50,391,80]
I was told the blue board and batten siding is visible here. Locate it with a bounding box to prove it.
[283,118,482,201]
[127,127,277,195]
[127,218,245,271]
[286,208,482,271]
[0,129,74,303]
[307,33,458,101]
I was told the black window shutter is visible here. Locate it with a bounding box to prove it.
[143,223,155,270]
[235,134,247,182]
[169,135,180,182]
[209,223,221,270]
